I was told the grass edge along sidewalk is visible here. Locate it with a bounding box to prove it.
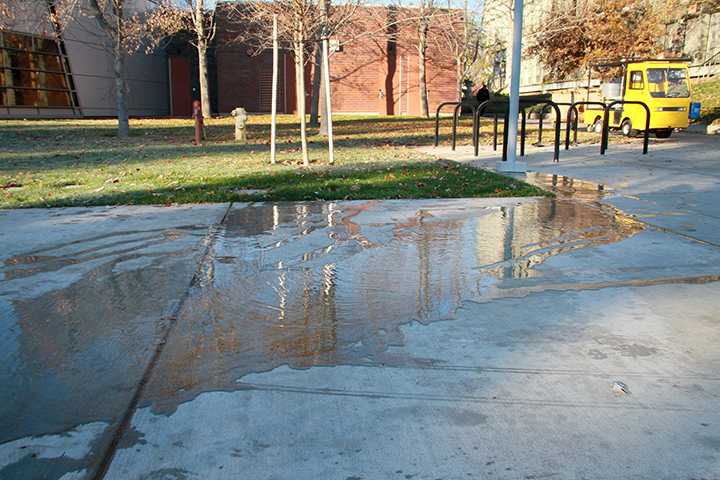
[1,161,550,208]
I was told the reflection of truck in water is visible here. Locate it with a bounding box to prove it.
[583,59,692,138]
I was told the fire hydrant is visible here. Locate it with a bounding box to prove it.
[231,107,248,144]
[192,100,204,146]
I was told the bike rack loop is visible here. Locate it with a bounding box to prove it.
[472,100,561,162]
[565,101,608,150]
[523,100,562,162]
[452,102,480,151]
[434,101,460,147]
[472,100,492,156]
[434,101,478,149]
[543,102,573,149]
[601,100,651,155]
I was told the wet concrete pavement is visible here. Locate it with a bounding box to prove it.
[2,135,720,479]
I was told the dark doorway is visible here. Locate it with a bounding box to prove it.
[169,56,192,117]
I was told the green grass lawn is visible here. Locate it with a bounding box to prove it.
[0,114,569,208]
[691,78,720,124]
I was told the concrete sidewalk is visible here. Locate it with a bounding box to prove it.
[424,133,720,245]
[1,134,720,480]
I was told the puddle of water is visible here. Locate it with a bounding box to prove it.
[0,224,210,443]
[140,197,645,413]
[0,195,653,436]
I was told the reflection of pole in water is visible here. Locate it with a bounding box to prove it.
[416,218,432,322]
[327,203,336,228]
[296,204,309,234]
[501,206,515,280]
[273,205,280,231]
[276,268,287,324]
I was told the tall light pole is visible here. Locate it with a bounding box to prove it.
[497,0,527,173]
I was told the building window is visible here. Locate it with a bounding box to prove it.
[629,70,644,90]
[0,31,78,108]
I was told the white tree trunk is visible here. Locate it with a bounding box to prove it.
[270,14,278,165]
[294,41,310,166]
[322,35,334,164]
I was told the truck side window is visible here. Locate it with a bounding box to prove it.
[629,71,644,90]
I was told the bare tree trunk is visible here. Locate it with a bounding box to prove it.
[270,14,278,165]
[418,36,429,117]
[196,0,211,118]
[457,61,463,101]
[319,72,328,136]
[197,41,211,118]
[294,41,310,166]
[114,2,129,137]
[322,34,334,164]
[318,0,330,135]
[309,43,322,126]
[418,0,432,118]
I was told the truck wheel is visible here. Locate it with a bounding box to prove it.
[655,129,672,139]
[621,119,633,137]
[589,117,603,134]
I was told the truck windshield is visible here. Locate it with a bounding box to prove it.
[646,68,689,98]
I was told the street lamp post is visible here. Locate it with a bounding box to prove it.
[496,0,527,173]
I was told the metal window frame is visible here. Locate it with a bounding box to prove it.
[0,28,79,113]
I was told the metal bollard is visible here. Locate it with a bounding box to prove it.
[192,100,204,146]
[231,107,248,143]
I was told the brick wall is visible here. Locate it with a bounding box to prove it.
[214,5,459,115]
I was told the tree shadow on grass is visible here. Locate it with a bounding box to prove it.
[0,130,482,173]
[12,162,546,208]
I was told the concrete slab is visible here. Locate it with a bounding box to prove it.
[3,133,720,479]
[0,204,229,479]
[92,197,719,480]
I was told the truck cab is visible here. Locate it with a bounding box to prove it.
[584,59,692,138]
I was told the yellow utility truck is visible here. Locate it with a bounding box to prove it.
[584,58,692,138]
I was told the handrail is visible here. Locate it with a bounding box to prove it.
[602,100,650,155]
[566,101,607,150]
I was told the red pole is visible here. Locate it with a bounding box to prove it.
[192,100,204,146]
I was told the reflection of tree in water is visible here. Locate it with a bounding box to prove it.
[475,199,643,280]
[143,198,643,412]
[5,250,197,441]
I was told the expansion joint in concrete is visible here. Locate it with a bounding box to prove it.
[89,202,235,480]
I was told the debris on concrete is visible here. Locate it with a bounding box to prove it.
[612,381,630,395]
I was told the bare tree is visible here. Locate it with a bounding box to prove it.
[230,0,357,166]
[417,0,435,117]
[41,0,157,137]
[144,0,216,118]
[432,0,482,99]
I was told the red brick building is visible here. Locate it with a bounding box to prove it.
[214,5,459,116]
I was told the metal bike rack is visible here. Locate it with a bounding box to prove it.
[565,101,607,150]
[471,99,561,161]
[601,100,650,155]
[434,101,478,150]
[519,107,529,156]
[471,101,492,156]
[522,100,562,162]
[532,105,548,147]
